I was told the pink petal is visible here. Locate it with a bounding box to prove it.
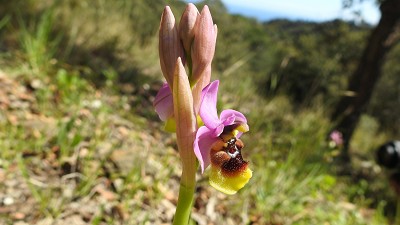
[199,80,221,129]
[220,109,248,138]
[221,113,236,126]
[153,82,173,121]
[212,123,225,137]
[220,109,247,125]
[194,126,219,173]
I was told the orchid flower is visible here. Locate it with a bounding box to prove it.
[194,80,252,195]
[155,4,252,224]
[154,80,253,195]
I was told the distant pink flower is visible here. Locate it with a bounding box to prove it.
[329,130,343,147]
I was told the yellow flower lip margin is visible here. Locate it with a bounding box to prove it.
[209,166,252,195]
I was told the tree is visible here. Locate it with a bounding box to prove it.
[331,0,400,161]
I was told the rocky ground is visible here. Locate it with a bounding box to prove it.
[0,71,252,225]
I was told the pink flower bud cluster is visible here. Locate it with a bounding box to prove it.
[159,3,217,89]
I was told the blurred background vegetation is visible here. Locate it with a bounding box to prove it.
[0,0,399,224]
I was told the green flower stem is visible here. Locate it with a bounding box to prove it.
[173,156,197,225]
[173,178,196,225]
[396,197,400,225]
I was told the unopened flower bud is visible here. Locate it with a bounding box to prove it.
[179,3,199,54]
[191,5,216,85]
[173,57,197,175]
[159,6,185,89]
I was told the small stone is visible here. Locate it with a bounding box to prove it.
[91,99,102,109]
[113,178,124,192]
[3,196,14,205]
[30,79,43,89]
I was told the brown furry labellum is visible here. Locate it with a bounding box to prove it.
[210,137,248,177]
